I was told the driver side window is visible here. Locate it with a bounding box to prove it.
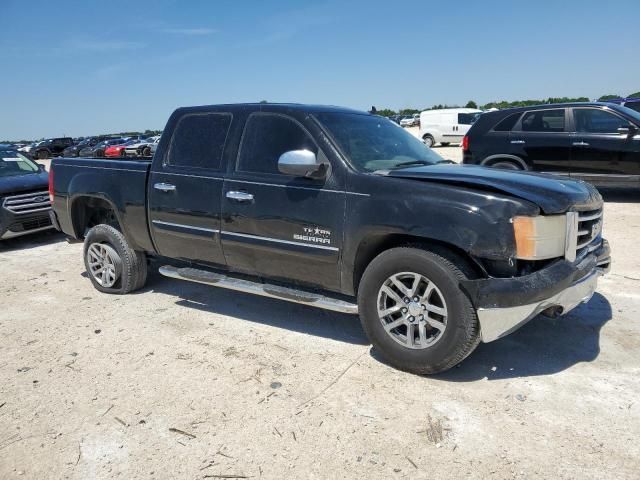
[574,109,629,134]
[237,113,318,175]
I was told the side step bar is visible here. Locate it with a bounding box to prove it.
[159,265,359,315]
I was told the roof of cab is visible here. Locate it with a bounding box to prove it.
[173,103,368,115]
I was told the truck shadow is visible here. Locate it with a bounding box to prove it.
[0,230,65,252]
[432,292,612,381]
[144,269,369,346]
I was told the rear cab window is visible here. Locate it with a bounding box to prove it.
[166,112,232,171]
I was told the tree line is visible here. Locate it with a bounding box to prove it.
[374,91,640,117]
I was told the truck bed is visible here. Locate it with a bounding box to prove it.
[51,157,154,252]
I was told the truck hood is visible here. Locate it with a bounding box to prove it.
[383,164,602,214]
[0,171,49,197]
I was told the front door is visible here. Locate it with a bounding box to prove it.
[147,111,233,266]
[569,107,640,186]
[510,108,572,174]
[221,112,345,291]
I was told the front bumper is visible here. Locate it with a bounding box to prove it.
[463,239,610,342]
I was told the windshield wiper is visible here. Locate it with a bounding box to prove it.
[435,159,456,164]
[391,160,433,169]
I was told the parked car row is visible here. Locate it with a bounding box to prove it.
[14,134,162,160]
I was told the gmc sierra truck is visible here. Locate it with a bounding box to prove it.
[49,103,611,374]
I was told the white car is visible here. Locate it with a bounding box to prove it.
[399,115,419,127]
[419,108,481,147]
[124,136,161,156]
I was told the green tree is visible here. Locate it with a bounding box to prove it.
[375,108,397,117]
[465,100,478,109]
[628,92,640,98]
[399,108,420,115]
[598,94,621,101]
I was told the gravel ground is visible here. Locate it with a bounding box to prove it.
[0,150,638,479]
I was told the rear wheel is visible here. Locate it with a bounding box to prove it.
[423,135,435,148]
[357,247,480,374]
[84,224,148,294]
[490,160,522,170]
[37,150,49,160]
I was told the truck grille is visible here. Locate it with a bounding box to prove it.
[576,208,603,256]
[2,191,51,214]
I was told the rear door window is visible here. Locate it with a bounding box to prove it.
[167,112,232,170]
[236,113,317,175]
[520,109,566,132]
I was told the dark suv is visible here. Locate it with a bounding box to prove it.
[31,137,74,160]
[462,103,640,188]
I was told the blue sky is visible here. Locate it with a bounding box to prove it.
[1,0,638,139]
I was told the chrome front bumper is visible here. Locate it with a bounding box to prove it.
[477,268,604,343]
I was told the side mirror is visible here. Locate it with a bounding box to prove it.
[278,150,326,179]
[618,125,638,136]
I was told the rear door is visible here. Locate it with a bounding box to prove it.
[221,112,345,291]
[569,107,640,186]
[509,108,572,173]
[147,111,233,266]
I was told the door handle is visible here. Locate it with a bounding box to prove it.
[572,141,590,147]
[510,140,525,144]
[226,191,254,202]
[154,182,176,192]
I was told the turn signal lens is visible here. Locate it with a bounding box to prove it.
[513,215,567,260]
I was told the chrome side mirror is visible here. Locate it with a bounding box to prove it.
[278,150,326,179]
[618,125,638,136]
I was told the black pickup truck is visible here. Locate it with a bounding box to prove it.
[49,104,611,374]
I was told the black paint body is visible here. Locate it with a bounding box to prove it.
[50,103,606,307]
[462,102,640,188]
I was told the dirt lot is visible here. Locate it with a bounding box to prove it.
[1,152,639,479]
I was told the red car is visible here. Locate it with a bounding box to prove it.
[104,139,137,158]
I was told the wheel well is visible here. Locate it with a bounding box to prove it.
[71,196,121,237]
[481,155,527,170]
[353,234,485,294]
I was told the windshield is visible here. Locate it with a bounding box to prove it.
[315,112,445,172]
[613,104,640,124]
[0,151,40,177]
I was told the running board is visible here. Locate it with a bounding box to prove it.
[159,265,359,314]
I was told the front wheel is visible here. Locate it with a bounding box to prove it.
[84,224,148,294]
[422,135,435,148]
[37,150,49,160]
[357,247,480,374]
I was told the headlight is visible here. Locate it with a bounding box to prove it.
[512,215,568,260]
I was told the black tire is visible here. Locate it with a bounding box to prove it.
[142,146,151,157]
[83,224,148,294]
[490,160,522,170]
[423,135,435,148]
[441,142,451,147]
[37,150,49,160]
[96,149,104,158]
[357,247,480,374]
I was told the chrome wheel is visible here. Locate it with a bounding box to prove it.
[377,272,448,349]
[87,243,119,288]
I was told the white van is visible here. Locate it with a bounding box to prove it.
[419,108,482,147]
